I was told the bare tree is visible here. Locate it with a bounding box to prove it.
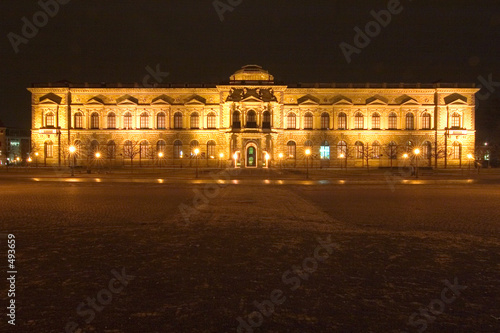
[122,140,141,169]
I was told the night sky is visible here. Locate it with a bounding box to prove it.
[1,0,499,141]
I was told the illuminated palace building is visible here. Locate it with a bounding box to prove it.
[30,65,478,168]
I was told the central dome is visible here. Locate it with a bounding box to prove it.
[230,65,274,82]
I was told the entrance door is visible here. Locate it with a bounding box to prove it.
[246,146,257,167]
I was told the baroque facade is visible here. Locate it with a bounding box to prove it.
[29,65,478,168]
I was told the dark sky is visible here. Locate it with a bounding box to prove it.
[1,0,499,139]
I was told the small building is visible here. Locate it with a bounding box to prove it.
[5,128,31,164]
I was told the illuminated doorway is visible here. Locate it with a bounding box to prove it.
[246,144,257,168]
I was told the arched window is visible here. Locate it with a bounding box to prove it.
[107,141,116,159]
[321,112,330,130]
[338,112,347,130]
[140,112,150,129]
[452,142,461,159]
[246,110,257,128]
[140,140,149,159]
[421,112,431,130]
[406,141,414,153]
[354,112,364,130]
[90,140,99,155]
[423,141,432,159]
[74,112,83,129]
[123,112,133,129]
[304,112,313,129]
[190,140,199,156]
[173,140,183,158]
[107,112,116,129]
[371,113,380,129]
[337,141,347,158]
[157,112,166,129]
[44,141,53,158]
[157,140,167,154]
[207,112,217,129]
[355,141,364,159]
[174,112,183,129]
[45,112,55,127]
[304,140,313,149]
[372,141,381,158]
[74,140,82,156]
[451,112,461,128]
[90,112,99,129]
[262,111,271,129]
[287,113,297,129]
[207,140,216,158]
[287,141,296,158]
[406,113,415,130]
[232,111,241,128]
[123,140,133,157]
[190,112,200,129]
[388,141,398,160]
[388,112,398,130]
[320,141,330,159]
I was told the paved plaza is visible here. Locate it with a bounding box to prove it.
[0,172,499,332]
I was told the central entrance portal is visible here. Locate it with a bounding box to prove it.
[246,144,257,167]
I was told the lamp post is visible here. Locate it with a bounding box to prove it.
[233,152,238,168]
[305,149,311,179]
[278,153,283,170]
[414,148,420,178]
[95,152,101,173]
[69,146,76,177]
[402,153,408,169]
[34,152,39,168]
[467,153,473,173]
[158,152,164,168]
[339,153,345,169]
[265,152,270,168]
[194,148,200,178]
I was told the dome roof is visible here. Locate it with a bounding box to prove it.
[230,65,274,82]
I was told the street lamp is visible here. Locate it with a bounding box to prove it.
[158,152,164,168]
[305,149,311,179]
[414,148,420,178]
[278,153,283,170]
[233,152,238,168]
[194,148,200,178]
[34,152,39,168]
[339,153,345,169]
[69,145,76,176]
[467,153,474,172]
[265,152,270,168]
[95,151,101,173]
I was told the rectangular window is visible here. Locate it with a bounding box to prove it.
[372,116,380,129]
[124,116,132,129]
[45,144,53,158]
[388,116,397,130]
[190,115,199,129]
[157,115,165,129]
[140,116,149,129]
[304,116,313,129]
[74,115,82,129]
[207,115,216,129]
[107,116,116,129]
[338,116,346,129]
